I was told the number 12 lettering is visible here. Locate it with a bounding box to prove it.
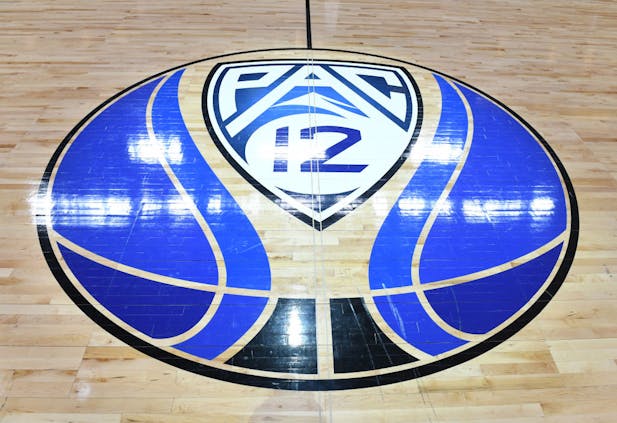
[273,126,367,173]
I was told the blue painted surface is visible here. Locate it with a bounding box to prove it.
[60,245,214,339]
[424,244,563,334]
[174,294,269,360]
[419,84,567,282]
[152,71,271,290]
[373,293,468,355]
[52,70,272,356]
[369,75,468,290]
[369,74,568,349]
[51,79,219,285]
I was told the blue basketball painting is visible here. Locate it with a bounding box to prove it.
[38,49,577,390]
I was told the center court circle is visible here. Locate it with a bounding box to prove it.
[38,49,578,390]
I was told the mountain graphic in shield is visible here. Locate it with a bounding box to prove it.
[204,60,423,229]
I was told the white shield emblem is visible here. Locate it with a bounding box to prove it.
[205,60,422,229]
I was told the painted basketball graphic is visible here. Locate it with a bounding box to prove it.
[38,49,577,390]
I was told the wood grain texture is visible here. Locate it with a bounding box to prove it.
[1,0,616,421]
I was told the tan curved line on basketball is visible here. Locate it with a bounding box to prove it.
[394,237,567,345]
[206,295,279,363]
[409,76,481,342]
[49,231,211,347]
[52,233,271,349]
[53,229,277,351]
[52,237,343,380]
[41,72,230,347]
[473,239,568,341]
[47,73,269,348]
[145,73,227,289]
[40,73,217,348]
[147,73,280,352]
[52,232,269,297]
[409,82,574,344]
[373,230,567,297]
[48,234,170,346]
[362,297,435,361]
[144,73,235,345]
[165,343,322,380]
[369,78,573,349]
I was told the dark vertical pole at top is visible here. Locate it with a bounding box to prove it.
[306,0,313,49]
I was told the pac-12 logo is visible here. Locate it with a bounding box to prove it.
[205,61,421,228]
[39,49,577,391]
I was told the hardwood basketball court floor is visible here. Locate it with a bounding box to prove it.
[1,1,616,422]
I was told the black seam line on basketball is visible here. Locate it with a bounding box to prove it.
[348,299,378,372]
[201,60,423,231]
[38,48,579,391]
[305,0,312,49]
